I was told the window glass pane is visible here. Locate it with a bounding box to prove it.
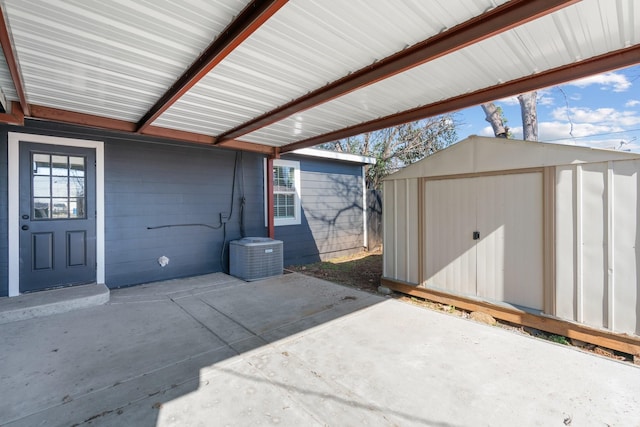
[69,178,85,197]
[52,199,69,218]
[51,155,68,176]
[274,194,295,219]
[33,176,50,197]
[69,198,85,218]
[273,166,295,191]
[69,157,85,177]
[52,176,68,197]
[33,154,50,175]
[33,198,51,219]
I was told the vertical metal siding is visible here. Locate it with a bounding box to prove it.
[382,180,395,279]
[382,178,419,284]
[612,159,640,335]
[580,163,608,329]
[395,179,408,281]
[424,178,476,295]
[406,179,419,284]
[476,173,543,310]
[555,160,640,335]
[555,165,577,320]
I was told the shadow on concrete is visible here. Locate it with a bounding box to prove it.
[0,272,396,426]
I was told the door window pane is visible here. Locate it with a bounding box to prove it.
[33,154,50,175]
[69,198,85,218]
[52,199,69,218]
[51,156,68,176]
[52,176,68,197]
[33,176,51,197]
[69,157,85,177]
[33,198,51,219]
[69,179,84,197]
[32,152,86,220]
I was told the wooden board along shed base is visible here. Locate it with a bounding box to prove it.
[381,278,640,358]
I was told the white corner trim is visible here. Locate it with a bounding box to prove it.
[292,148,376,165]
[8,132,105,296]
[362,166,368,249]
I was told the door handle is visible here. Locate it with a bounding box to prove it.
[21,225,29,231]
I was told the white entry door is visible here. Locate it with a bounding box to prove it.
[424,172,543,311]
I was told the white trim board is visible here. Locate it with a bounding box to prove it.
[8,133,105,297]
[292,148,376,165]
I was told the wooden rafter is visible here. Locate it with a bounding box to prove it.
[135,0,288,133]
[215,0,577,145]
[26,105,275,155]
[279,44,640,153]
[0,5,29,116]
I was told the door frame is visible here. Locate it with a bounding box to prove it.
[8,132,105,296]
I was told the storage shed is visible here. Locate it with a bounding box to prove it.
[382,135,640,340]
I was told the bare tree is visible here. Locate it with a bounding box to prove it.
[482,91,538,141]
[322,115,458,189]
[518,91,538,141]
[481,103,508,138]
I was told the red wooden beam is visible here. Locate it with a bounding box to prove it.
[29,104,277,155]
[266,155,275,239]
[216,0,577,144]
[136,0,288,133]
[0,6,29,116]
[0,101,23,124]
[279,45,640,153]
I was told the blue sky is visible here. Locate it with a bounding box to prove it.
[454,64,640,152]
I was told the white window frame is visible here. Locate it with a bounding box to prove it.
[264,159,301,226]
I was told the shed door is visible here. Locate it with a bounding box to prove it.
[424,172,543,310]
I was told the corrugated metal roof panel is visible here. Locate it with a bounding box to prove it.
[241,0,640,146]
[0,54,17,103]
[2,0,250,121]
[0,0,637,149]
[153,0,508,134]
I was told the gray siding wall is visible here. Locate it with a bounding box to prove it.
[0,122,265,293]
[104,140,265,287]
[0,121,366,295]
[277,154,365,265]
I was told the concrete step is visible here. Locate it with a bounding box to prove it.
[0,283,110,324]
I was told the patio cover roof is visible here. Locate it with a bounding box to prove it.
[0,0,637,157]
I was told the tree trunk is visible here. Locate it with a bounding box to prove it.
[518,91,538,141]
[481,103,508,138]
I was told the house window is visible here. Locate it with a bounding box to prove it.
[266,159,301,226]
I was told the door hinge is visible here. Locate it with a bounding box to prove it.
[473,231,480,240]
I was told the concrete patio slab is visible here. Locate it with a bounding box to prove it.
[0,272,638,426]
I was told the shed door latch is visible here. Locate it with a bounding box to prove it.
[473,231,480,240]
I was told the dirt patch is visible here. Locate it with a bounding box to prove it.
[287,250,637,366]
[286,249,383,294]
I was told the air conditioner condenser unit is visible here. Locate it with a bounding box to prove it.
[229,237,283,281]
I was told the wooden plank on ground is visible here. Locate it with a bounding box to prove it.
[381,278,640,357]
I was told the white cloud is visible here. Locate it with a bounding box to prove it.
[550,107,640,127]
[538,94,555,107]
[568,72,631,92]
[539,120,624,140]
[493,95,519,106]
[626,100,640,108]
